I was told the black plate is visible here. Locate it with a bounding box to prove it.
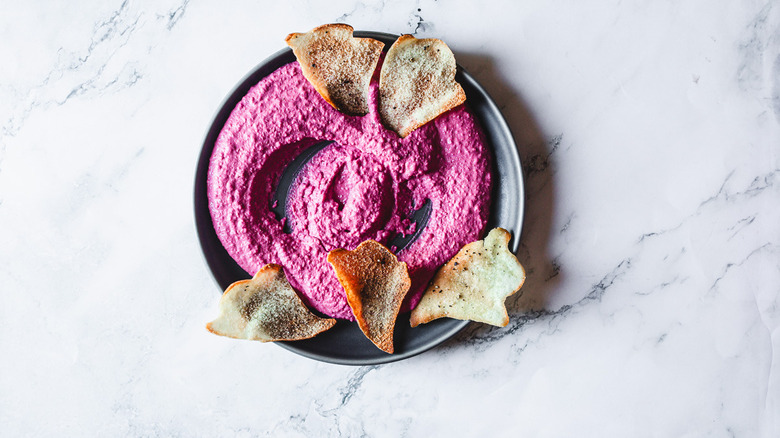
[194,31,524,365]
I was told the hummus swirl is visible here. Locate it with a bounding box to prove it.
[208,62,491,320]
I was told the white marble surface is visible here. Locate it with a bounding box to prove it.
[1,1,779,436]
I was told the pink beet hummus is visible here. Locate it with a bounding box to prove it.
[208,61,491,320]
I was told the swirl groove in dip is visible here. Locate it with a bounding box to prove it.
[208,61,491,320]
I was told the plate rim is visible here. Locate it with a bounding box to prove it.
[194,30,524,365]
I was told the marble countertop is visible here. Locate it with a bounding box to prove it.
[1,1,778,436]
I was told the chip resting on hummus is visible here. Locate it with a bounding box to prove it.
[285,23,384,115]
[327,240,411,353]
[410,228,525,328]
[378,34,467,137]
[206,264,336,342]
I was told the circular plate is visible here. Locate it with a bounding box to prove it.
[194,31,524,365]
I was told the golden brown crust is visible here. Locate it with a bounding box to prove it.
[327,240,411,353]
[206,264,336,342]
[285,24,384,115]
[378,34,466,137]
[410,228,526,328]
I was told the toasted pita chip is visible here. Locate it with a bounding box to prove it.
[285,24,384,115]
[410,228,525,328]
[378,34,466,137]
[206,264,336,342]
[327,240,410,353]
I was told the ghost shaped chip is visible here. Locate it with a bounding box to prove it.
[327,240,410,354]
[378,34,466,137]
[286,23,384,116]
[410,228,526,328]
[206,264,336,342]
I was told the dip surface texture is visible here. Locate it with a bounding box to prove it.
[208,61,491,320]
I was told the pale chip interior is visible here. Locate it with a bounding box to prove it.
[410,228,526,328]
[206,264,336,342]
